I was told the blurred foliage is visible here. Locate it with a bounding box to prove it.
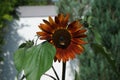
[0,0,54,62]
[88,0,120,79]
[56,0,120,80]
[0,0,19,62]
[16,0,54,6]
[56,0,90,21]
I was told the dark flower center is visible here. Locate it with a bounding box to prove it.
[52,29,71,49]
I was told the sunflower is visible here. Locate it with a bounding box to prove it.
[37,13,87,62]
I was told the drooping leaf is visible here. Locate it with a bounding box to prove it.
[91,43,118,74]
[92,29,102,44]
[14,41,56,80]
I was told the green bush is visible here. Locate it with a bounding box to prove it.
[56,0,120,80]
[16,0,53,6]
[89,0,120,79]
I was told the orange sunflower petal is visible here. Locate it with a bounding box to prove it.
[43,19,51,26]
[61,50,68,62]
[48,16,57,29]
[55,14,68,28]
[56,48,63,61]
[40,35,52,40]
[36,32,49,36]
[71,29,87,38]
[49,16,54,24]
[73,34,87,38]
[77,45,84,54]
[68,21,83,33]
[54,56,61,62]
[56,48,74,62]
[64,14,69,23]
[62,49,71,62]
[63,14,69,26]
[39,24,53,33]
[72,29,87,35]
[67,50,75,60]
[55,16,59,24]
[71,38,87,45]
[68,21,79,28]
[55,42,84,62]
[58,13,64,23]
[71,44,84,54]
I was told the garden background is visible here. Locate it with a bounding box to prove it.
[0,0,120,80]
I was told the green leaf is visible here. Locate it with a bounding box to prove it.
[14,41,56,80]
[14,48,25,72]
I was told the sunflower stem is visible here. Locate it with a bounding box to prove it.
[62,62,66,80]
[52,66,60,80]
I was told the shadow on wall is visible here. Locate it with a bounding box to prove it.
[0,20,27,80]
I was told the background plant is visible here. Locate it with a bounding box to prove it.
[56,0,120,80]
[0,0,55,64]
[0,0,19,62]
[16,0,54,6]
